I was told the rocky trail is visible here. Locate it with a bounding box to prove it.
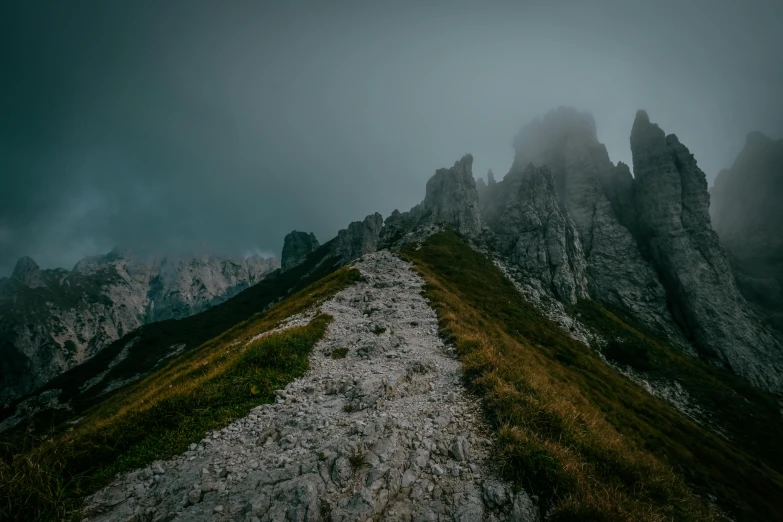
[84,251,538,522]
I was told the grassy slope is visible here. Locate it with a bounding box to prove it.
[0,266,360,522]
[404,231,783,522]
[0,240,344,433]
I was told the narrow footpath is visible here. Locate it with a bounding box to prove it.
[84,251,538,522]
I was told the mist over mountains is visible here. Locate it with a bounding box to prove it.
[3,3,783,519]
[2,0,783,277]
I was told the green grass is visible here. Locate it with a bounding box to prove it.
[0,267,360,522]
[1,239,345,434]
[404,230,783,522]
[372,325,387,335]
[330,347,349,359]
[573,299,783,469]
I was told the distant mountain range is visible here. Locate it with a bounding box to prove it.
[0,250,278,402]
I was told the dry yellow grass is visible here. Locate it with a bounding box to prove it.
[0,267,361,521]
[403,231,783,521]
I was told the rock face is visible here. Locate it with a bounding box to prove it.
[0,251,279,402]
[281,231,321,272]
[481,163,589,304]
[10,257,46,288]
[421,154,483,237]
[381,155,483,247]
[486,108,682,341]
[710,132,783,335]
[630,110,783,390]
[334,213,384,264]
[84,252,539,522]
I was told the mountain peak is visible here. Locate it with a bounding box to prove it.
[746,130,772,147]
[11,256,45,288]
[423,154,482,236]
[281,231,320,272]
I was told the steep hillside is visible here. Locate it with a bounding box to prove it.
[0,250,279,402]
[0,239,340,437]
[82,252,536,522]
[0,262,361,521]
[405,231,783,521]
[475,108,783,393]
[0,211,388,438]
[3,108,783,522]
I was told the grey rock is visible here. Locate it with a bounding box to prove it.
[510,491,539,522]
[498,107,682,340]
[481,163,589,304]
[187,488,202,505]
[420,154,483,237]
[333,213,384,264]
[630,110,783,391]
[281,231,320,272]
[449,436,471,463]
[454,494,485,522]
[482,481,508,507]
[11,256,45,288]
[380,154,483,247]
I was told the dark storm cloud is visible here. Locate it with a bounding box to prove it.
[2,0,782,275]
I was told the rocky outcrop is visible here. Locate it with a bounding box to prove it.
[492,108,682,341]
[710,132,783,335]
[84,252,539,522]
[281,231,320,272]
[0,251,279,402]
[482,164,589,304]
[421,154,483,237]
[381,155,483,248]
[145,254,278,322]
[630,110,783,391]
[334,213,384,264]
[10,257,46,288]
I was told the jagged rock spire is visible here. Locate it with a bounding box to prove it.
[482,163,589,304]
[334,213,384,263]
[11,256,45,288]
[631,110,783,391]
[421,154,482,236]
[504,107,681,342]
[281,231,320,272]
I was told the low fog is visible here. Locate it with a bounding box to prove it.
[2,0,782,275]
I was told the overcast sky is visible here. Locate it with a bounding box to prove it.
[2,0,782,276]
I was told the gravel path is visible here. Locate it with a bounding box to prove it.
[84,251,538,522]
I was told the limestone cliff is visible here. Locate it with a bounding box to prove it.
[334,213,384,264]
[630,110,783,391]
[481,163,589,304]
[494,108,682,341]
[381,154,483,247]
[281,231,320,272]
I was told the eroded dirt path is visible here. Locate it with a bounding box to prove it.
[85,251,538,522]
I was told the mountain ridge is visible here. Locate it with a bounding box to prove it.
[3,107,783,522]
[0,250,279,403]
